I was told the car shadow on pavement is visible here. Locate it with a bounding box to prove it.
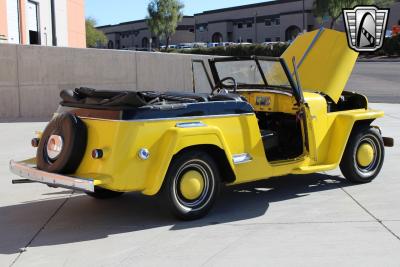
[0,173,351,255]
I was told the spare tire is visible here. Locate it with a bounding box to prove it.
[37,113,87,174]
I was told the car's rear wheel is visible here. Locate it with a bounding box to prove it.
[161,150,220,220]
[86,187,124,199]
[340,126,384,183]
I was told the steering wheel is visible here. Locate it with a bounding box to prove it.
[213,77,238,94]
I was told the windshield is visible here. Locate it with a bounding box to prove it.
[213,59,292,89]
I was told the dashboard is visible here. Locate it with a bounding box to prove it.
[239,90,299,114]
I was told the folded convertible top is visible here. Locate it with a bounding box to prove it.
[60,87,148,109]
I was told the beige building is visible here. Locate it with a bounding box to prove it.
[0,0,86,48]
[195,0,400,43]
[98,0,400,50]
[98,16,195,49]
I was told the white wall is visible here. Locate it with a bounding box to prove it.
[6,0,20,44]
[37,0,53,46]
[54,0,68,47]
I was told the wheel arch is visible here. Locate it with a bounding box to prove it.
[142,128,236,196]
[337,118,376,165]
[172,144,236,184]
[323,110,382,166]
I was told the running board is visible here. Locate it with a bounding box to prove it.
[292,164,337,174]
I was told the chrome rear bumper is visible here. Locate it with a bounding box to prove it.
[9,160,95,192]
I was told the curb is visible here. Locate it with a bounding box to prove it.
[358,58,400,62]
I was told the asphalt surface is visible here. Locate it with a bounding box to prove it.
[1,103,400,266]
[347,62,400,103]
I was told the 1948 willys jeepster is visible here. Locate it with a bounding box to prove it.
[10,29,393,220]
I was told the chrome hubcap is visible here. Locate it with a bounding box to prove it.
[46,135,63,160]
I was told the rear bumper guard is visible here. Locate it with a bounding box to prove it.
[383,137,394,147]
[9,160,95,192]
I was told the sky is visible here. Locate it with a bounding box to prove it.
[85,0,271,26]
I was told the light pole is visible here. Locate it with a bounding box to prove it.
[302,0,306,32]
[254,12,258,43]
[194,18,197,42]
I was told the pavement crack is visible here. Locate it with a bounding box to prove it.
[221,220,376,226]
[339,186,400,242]
[200,228,256,266]
[9,191,74,267]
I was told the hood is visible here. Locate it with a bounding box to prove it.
[281,28,359,103]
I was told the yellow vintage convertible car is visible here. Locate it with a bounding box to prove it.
[10,29,393,220]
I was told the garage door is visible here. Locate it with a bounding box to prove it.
[6,0,20,44]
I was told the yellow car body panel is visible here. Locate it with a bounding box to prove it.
[282,28,359,103]
[64,89,383,195]
[72,114,270,194]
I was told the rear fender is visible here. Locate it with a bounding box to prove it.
[142,125,234,195]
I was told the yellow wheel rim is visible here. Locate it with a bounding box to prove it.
[357,143,375,167]
[180,170,205,200]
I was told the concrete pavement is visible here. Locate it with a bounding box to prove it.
[1,103,400,266]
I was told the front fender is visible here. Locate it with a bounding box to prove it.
[142,125,234,196]
[325,109,384,165]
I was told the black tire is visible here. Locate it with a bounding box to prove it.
[86,187,124,199]
[161,150,220,220]
[37,113,87,174]
[340,126,385,183]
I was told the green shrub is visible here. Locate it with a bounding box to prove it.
[168,43,290,57]
[362,36,400,57]
[382,35,400,56]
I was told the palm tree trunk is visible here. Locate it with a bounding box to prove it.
[330,14,341,29]
[165,36,170,51]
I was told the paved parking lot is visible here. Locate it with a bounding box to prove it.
[1,103,399,266]
[347,62,400,103]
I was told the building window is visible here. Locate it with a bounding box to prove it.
[238,23,243,29]
[199,26,206,32]
[247,39,252,43]
[265,20,271,26]
[247,23,252,28]
[227,32,233,42]
[189,29,194,33]
[274,18,280,25]
[212,32,223,43]
[265,38,271,42]
[108,40,114,49]
[276,37,281,42]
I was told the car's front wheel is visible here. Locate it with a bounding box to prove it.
[161,150,220,220]
[340,126,385,183]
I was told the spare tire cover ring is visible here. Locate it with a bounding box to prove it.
[37,113,87,174]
